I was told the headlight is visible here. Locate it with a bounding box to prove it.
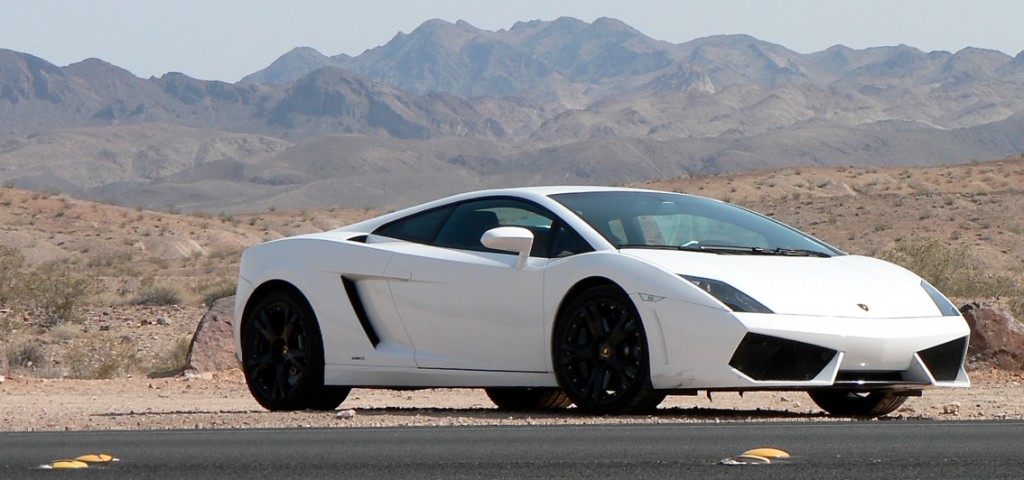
[682,275,773,313]
[921,280,960,317]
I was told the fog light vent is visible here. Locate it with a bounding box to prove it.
[729,333,836,381]
[918,337,967,382]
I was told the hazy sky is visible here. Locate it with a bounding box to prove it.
[3,0,1022,82]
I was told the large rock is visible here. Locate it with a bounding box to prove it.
[961,303,1024,371]
[185,296,239,373]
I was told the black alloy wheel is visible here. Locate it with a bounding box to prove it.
[553,285,663,414]
[241,290,348,411]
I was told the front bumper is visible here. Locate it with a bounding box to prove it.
[645,300,971,390]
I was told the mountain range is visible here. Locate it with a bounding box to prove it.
[2,17,1024,212]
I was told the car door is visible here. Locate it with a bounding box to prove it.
[378,198,565,372]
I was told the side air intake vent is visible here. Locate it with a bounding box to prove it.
[729,333,836,381]
[342,276,380,347]
[917,337,968,382]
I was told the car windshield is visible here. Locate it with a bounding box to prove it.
[551,191,841,257]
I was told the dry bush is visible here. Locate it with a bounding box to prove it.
[64,336,145,379]
[196,277,237,306]
[131,282,186,306]
[1010,296,1024,322]
[0,245,25,305]
[50,323,80,343]
[881,237,1018,300]
[0,314,15,343]
[93,342,146,379]
[13,260,96,327]
[8,338,46,368]
[152,336,191,374]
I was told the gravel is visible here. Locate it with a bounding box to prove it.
[2,368,1023,431]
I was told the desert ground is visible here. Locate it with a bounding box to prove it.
[2,368,1023,431]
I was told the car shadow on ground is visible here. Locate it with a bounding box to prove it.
[346,405,830,421]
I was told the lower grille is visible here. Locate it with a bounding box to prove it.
[918,337,968,382]
[729,333,837,381]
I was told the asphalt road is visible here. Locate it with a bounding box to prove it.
[2,421,1022,479]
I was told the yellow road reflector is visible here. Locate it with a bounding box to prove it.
[742,448,790,459]
[40,460,90,469]
[75,453,119,463]
[720,454,771,465]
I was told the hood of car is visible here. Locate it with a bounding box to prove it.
[620,249,947,318]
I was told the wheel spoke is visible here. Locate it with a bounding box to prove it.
[272,364,290,400]
[281,307,300,340]
[558,342,592,366]
[608,310,634,344]
[584,365,608,402]
[254,310,277,341]
[608,359,639,388]
[582,302,604,337]
[247,351,275,370]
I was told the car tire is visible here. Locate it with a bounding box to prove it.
[484,387,572,410]
[808,390,908,417]
[552,285,663,414]
[241,290,347,411]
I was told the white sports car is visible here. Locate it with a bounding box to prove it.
[232,186,969,417]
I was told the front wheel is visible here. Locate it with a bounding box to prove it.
[808,390,908,417]
[241,290,347,411]
[552,285,662,414]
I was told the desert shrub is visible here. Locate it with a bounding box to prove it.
[880,237,1012,299]
[64,336,145,379]
[152,336,191,374]
[1009,295,1024,323]
[93,342,145,379]
[14,260,95,327]
[50,323,80,343]
[0,245,25,305]
[8,338,46,368]
[0,312,16,343]
[196,277,237,306]
[131,282,186,306]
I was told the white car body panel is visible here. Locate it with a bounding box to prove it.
[233,186,970,398]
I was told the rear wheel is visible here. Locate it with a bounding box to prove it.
[241,290,349,411]
[808,390,908,417]
[485,388,572,411]
[552,285,662,414]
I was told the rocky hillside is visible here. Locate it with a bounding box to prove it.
[2,18,1024,212]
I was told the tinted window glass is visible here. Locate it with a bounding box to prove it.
[374,205,452,243]
[376,198,592,258]
[434,199,555,255]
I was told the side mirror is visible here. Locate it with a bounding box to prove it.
[481,226,534,268]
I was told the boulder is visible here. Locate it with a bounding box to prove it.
[960,303,1024,371]
[185,296,239,373]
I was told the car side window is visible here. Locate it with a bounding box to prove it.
[376,198,592,258]
[549,223,592,258]
[433,199,590,258]
[374,205,453,243]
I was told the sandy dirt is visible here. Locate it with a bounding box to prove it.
[2,368,1022,432]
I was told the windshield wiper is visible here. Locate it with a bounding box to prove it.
[620,243,831,257]
[618,244,682,250]
[693,244,832,257]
